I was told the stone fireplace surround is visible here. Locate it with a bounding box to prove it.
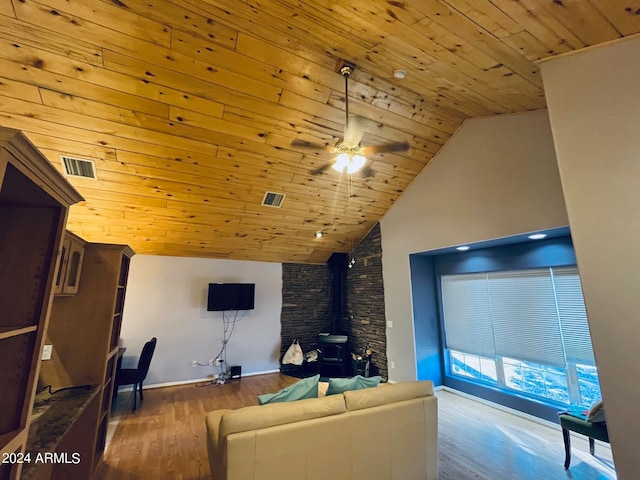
[280,224,388,380]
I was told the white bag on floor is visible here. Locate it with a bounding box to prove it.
[282,339,304,365]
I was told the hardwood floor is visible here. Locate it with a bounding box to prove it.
[97,374,299,480]
[96,374,616,480]
[436,389,615,480]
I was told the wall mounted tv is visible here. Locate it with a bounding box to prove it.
[207,283,255,311]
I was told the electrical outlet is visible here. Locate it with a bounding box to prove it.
[391,361,395,369]
[42,344,53,361]
[214,358,223,366]
[387,321,393,329]
[208,359,215,365]
[192,360,198,367]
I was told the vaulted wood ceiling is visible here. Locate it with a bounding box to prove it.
[0,1,637,263]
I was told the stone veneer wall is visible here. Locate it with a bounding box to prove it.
[280,263,332,359]
[280,224,388,379]
[344,224,388,380]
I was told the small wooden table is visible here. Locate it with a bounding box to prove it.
[558,408,609,469]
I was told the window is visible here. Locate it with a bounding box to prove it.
[502,357,569,404]
[449,351,497,385]
[576,364,602,406]
[441,267,600,407]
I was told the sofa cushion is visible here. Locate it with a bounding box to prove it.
[257,374,320,405]
[219,393,347,439]
[344,380,434,411]
[326,375,381,395]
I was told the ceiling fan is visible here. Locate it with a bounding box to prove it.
[292,60,410,177]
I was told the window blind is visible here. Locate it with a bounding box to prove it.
[552,267,596,366]
[441,274,495,358]
[441,266,594,369]
[487,270,566,367]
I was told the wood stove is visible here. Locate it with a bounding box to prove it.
[317,334,349,377]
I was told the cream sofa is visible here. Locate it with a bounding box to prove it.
[205,380,438,480]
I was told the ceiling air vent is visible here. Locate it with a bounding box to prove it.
[61,155,97,179]
[262,191,286,208]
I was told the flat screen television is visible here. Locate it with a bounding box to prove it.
[207,283,255,311]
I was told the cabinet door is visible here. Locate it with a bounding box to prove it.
[62,239,84,295]
[54,237,71,295]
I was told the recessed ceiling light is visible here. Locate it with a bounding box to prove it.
[393,69,406,79]
[456,246,470,251]
[528,233,547,240]
[315,231,324,239]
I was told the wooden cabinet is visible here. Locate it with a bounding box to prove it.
[53,232,85,296]
[89,245,133,473]
[0,127,83,480]
[39,243,134,478]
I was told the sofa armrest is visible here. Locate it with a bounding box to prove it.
[205,409,233,478]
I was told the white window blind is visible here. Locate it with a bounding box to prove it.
[441,266,594,369]
[442,274,495,358]
[552,267,596,366]
[487,270,565,367]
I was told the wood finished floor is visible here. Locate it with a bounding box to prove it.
[96,374,616,480]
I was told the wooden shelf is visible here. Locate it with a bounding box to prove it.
[93,417,108,471]
[0,331,37,437]
[0,326,37,341]
[0,429,27,456]
[0,126,83,480]
[0,429,26,480]
[38,241,134,478]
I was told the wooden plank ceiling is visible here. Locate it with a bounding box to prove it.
[0,1,637,263]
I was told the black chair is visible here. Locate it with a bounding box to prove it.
[115,337,157,411]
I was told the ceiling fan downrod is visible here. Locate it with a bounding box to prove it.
[339,65,353,133]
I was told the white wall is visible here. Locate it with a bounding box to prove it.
[380,110,569,382]
[541,36,640,480]
[120,255,282,386]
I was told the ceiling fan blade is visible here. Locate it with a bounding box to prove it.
[361,166,375,178]
[291,139,331,150]
[365,141,410,154]
[310,162,333,175]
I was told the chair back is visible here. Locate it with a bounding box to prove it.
[137,337,157,381]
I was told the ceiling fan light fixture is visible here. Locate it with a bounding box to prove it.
[300,60,410,178]
[332,153,351,173]
[332,152,366,174]
[347,155,366,174]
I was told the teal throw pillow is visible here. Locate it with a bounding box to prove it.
[326,375,381,395]
[257,374,320,405]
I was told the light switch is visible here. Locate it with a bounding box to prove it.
[42,344,53,361]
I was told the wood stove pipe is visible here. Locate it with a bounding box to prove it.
[327,252,348,335]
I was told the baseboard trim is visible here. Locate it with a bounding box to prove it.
[117,369,281,392]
